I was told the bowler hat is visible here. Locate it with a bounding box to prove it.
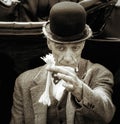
[43,1,92,43]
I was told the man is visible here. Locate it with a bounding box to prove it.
[10,2,115,124]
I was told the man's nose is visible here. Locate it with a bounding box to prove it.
[63,50,74,63]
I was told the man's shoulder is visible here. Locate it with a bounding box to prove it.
[82,58,112,73]
[86,59,113,77]
[16,65,46,83]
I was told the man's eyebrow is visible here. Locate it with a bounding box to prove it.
[54,43,64,45]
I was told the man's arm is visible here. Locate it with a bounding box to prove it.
[79,0,110,8]
[73,64,115,123]
[47,64,115,123]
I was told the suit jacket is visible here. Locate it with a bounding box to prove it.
[10,58,115,124]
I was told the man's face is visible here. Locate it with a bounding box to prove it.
[47,39,85,68]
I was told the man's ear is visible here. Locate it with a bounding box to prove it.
[80,41,85,51]
[47,39,52,50]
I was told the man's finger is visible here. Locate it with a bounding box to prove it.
[47,65,74,76]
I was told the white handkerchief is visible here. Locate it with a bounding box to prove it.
[51,78,65,101]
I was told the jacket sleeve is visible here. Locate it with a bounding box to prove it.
[10,77,25,124]
[73,64,115,123]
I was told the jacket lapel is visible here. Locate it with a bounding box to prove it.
[66,93,75,124]
[30,65,48,124]
[66,59,87,124]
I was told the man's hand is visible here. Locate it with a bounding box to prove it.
[0,0,20,7]
[47,65,83,101]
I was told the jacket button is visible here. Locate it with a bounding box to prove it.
[60,120,64,124]
[58,106,62,110]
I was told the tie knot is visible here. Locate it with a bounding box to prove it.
[52,72,61,84]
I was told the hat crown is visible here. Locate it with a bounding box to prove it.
[50,2,86,37]
[43,1,92,43]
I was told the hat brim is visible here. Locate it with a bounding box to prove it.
[43,21,92,43]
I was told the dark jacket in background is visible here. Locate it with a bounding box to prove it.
[0,0,79,21]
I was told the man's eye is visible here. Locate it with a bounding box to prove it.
[72,46,80,51]
[56,46,65,51]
